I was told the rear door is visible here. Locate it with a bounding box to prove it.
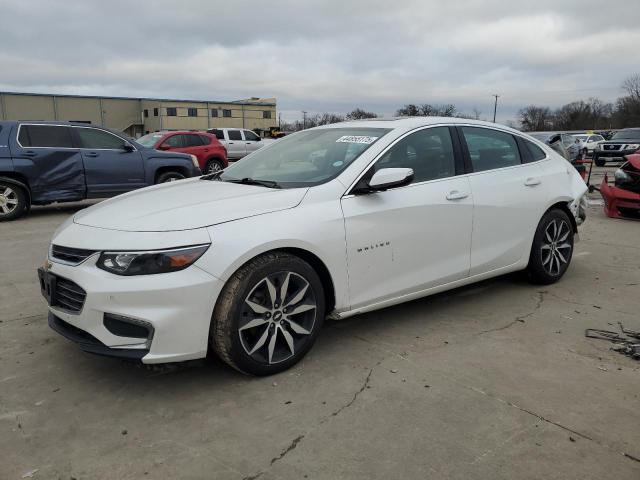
[458,126,548,275]
[225,129,246,160]
[242,129,262,155]
[11,124,86,202]
[74,126,145,196]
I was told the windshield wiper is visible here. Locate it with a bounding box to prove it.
[200,170,224,181]
[226,177,281,189]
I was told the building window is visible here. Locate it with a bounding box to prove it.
[166,107,177,116]
[263,110,272,119]
[188,107,198,117]
[223,109,232,118]
[211,109,219,117]
[153,108,159,117]
[143,109,149,118]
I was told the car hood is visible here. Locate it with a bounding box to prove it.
[73,178,308,232]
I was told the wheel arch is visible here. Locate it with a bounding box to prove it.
[154,166,190,183]
[219,246,337,315]
[0,173,32,205]
[545,201,578,233]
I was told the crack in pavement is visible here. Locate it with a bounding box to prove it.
[241,365,379,480]
[476,291,547,335]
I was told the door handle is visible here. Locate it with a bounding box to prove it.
[228,142,235,144]
[446,190,469,201]
[524,177,541,186]
[24,151,37,157]
[85,152,99,157]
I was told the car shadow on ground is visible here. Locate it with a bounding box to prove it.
[49,272,529,391]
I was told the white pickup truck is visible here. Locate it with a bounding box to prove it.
[207,128,265,161]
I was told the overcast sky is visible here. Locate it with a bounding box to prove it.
[1,0,639,123]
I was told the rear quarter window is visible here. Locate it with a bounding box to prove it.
[523,139,547,161]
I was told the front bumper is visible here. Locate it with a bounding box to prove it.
[40,255,223,364]
[594,149,638,161]
[600,175,640,219]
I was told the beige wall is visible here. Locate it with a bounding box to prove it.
[1,93,277,136]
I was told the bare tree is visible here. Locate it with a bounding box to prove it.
[622,73,640,102]
[396,104,420,116]
[518,105,553,131]
[346,108,377,120]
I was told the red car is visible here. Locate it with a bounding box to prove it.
[600,153,640,219]
[137,131,228,174]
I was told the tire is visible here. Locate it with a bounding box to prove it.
[156,171,186,183]
[526,209,574,285]
[0,182,28,221]
[581,148,588,157]
[210,252,325,376]
[594,158,605,167]
[205,159,224,175]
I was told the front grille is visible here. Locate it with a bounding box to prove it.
[53,277,87,313]
[603,144,622,151]
[51,245,97,265]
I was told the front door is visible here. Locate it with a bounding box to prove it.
[74,126,145,196]
[12,124,86,202]
[341,126,473,309]
[226,129,246,160]
[457,126,548,275]
[243,129,262,155]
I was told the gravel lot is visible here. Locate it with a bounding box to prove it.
[1,165,639,480]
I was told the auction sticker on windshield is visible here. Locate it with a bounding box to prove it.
[335,136,378,144]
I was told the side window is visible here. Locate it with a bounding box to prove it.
[18,125,74,148]
[461,127,521,172]
[184,134,203,147]
[199,135,211,145]
[523,139,547,161]
[227,130,242,141]
[211,129,224,140]
[373,127,456,183]
[76,128,127,149]
[163,134,183,148]
[243,130,260,141]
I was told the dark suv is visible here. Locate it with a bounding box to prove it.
[593,128,640,166]
[0,121,202,221]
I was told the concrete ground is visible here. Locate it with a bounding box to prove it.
[1,165,639,480]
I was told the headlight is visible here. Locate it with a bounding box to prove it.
[624,144,640,151]
[596,144,603,150]
[190,154,199,168]
[97,244,209,276]
[614,168,631,184]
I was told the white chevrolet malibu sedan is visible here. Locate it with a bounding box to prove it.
[39,118,587,375]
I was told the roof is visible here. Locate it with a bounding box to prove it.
[316,116,523,134]
[0,91,276,107]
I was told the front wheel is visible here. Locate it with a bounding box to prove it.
[0,183,28,221]
[594,158,605,167]
[156,171,186,183]
[526,209,574,284]
[205,159,224,174]
[210,252,325,376]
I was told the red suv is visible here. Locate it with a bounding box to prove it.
[137,131,228,174]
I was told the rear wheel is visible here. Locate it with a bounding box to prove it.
[594,158,605,167]
[210,252,325,376]
[205,159,224,174]
[0,183,28,221]
[526,209,574,284]
[156,171,186,183]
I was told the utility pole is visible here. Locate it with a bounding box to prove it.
[492,94,500,123]
[278,113,282,130]
[302,111,307,130]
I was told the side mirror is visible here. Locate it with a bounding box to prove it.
[158,144,170,151]
[256,137,261,142]
[367,168,414,192]
[123,143,135,152]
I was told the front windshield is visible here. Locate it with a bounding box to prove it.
[220,127,391,187]
[612,129,640,140]
[137,132,164,148]
[574,135,588,141]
